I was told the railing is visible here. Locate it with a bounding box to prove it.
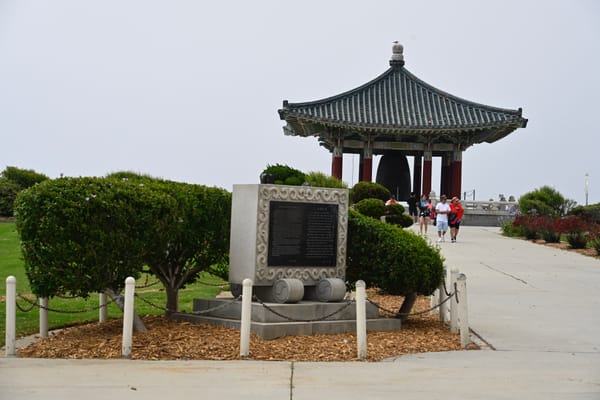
[461,200,517,213]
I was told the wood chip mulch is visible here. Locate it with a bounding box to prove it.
[17,292,472,362]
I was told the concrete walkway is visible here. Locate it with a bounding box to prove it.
[2,226,599,399]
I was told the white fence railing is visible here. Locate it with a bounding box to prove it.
[5,272,471,359]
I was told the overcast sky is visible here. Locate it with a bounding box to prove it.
[1,0,598,205]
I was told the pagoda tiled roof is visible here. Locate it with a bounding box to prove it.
[279,52,527,145]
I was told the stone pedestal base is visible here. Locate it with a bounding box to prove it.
[171,298,401,340]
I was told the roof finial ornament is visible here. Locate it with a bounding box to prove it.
[390,41,405,67]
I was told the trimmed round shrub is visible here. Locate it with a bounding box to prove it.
[261,164,306,186]
[386,213,414,228]
[351,181,391,204]
[353,198,386,219]
[385,203,405,215]
[15,177,175,298]
[346,209,444,296]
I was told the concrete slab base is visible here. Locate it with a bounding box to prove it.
[171,298,401,340]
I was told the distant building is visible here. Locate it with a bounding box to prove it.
[279,42,527,200]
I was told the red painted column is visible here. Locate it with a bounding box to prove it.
[422,150,432,197]
[331,150,344,180]
[361,158,372,182]
[440,154,452,197]
[361,143,373,182]
[451,149,462,198]
[413,155,422,196]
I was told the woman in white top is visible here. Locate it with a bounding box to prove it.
[434,195,451,242]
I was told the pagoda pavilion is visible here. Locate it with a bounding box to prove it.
[278,43,527,200]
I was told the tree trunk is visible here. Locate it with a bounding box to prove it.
[396,292,418,323]
[105,288,147,332]
[165,287,179,317]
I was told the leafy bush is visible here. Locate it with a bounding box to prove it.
[351,181,391,204]
[261,164,306,186]
[15,177,173,298]
[0,179,20,217]
[542,229,561,243]
[208,260,230,281]
[142,180,232,314]
[502,219,525,237]
[304,171,347,189]
[518,186,573,217]
[346,209,444,298]
[284,176,304,186]
[569,203,600,225]
[353,198,386,219]
[1,166,49,190]
[14,176,232,317]
[0,166,50,217]
[385,213,414,228]
[592,238,600,255]
[385,203,405,215]
[566,232,588,249]
[106,170,157,183]
[512,216,541,240]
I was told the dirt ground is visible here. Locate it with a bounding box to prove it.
[17,292,470,362]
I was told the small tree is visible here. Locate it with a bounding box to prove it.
[142,181,232,315]
[518,186,573,217]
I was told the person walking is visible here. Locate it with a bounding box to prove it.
[434,195,451,242]
[428,199,435,226]
[449,196,465,243]
[418,194,430,235]
[408,192,419,224]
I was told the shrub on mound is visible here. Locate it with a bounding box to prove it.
[261,164,306,185]
[351,181,390,204]
[346,210,444,319]
[353,198,386,219]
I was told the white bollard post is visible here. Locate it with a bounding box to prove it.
[39,297,48,338]
[438,268,448,323]
[99,293,108,323]
[450,268,459,334]
[240,278,253,358]
[457,273,470,348]
[121,277,135,358]
[355,280,367,360]
[5,276,16,357]
[429,289,437,315]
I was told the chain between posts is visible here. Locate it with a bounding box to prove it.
[15,293,112,314]
[253,295,355,322]
[173,295,243,315]
[367,289,457,317]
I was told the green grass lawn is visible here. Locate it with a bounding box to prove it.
[0,222,227,346]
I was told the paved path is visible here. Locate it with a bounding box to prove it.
[2,226,599,399]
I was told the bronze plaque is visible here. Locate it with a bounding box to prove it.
[268,201,338,267]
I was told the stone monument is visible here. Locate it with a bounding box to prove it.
[174,183,401,339]
[228,184,348,302]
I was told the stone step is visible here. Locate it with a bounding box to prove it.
[172,312,401,340]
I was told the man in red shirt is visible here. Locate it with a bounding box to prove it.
[449,197,465,243]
